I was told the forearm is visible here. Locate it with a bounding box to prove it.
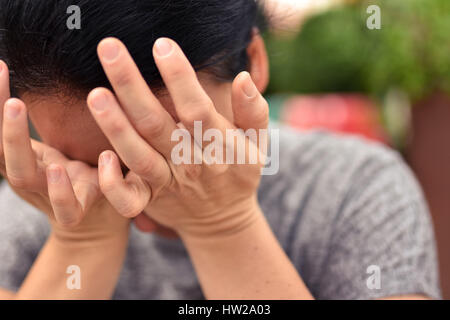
[181,206,314,300]
[14,231,128,300]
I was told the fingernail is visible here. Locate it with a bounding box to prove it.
[0,63,3,74]
[242,72,257,99]
[154,38,173,57]
[91,91,108,113]
[5,102,21,119]
[100,152,112,166]
[99,39,120,62]
[47,165,61,184]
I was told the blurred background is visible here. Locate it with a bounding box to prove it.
[263,0,450,298]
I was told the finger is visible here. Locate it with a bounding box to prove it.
[47,164,84,228]
[3,99,45,190]
[232,72,269,132]
[153,38,232,136]
[67,161,101,213]
[134,213,158,233]
[32,139,68,165]
[97,38,178,159]
[231,72,270,165]
[88,88,171,187]
[0,60,10,167]
[98,150,151,218]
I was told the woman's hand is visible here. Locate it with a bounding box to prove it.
[0,61,129,243]
[87,37,270,240]
[85,38,313,300]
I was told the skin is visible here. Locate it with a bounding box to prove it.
[0,33,427,300]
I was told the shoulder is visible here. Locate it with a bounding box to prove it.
[275,124,404,181]
[269,125,429,226]
[258,125,440,299]
[259,124,411,219]
[258,124,414,241]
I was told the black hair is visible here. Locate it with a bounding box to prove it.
[0,0,266,97]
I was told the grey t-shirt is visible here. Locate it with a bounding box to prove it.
[0,127,441,299]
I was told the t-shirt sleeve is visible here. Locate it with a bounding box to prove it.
[0,182,50,292]
[316,150,441,300]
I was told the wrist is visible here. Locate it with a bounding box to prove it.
[18,227,130,300]
[50,224,130,250]
[49,202,131,249]
[178,197,264,244]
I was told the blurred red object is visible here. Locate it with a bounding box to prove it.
[281,94,389,144]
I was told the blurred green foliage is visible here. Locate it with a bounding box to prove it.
[265,0,450,103]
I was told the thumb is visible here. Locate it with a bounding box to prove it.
[231,71,269,133]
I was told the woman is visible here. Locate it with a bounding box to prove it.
[0,0,440,299]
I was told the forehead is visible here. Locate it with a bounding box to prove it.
[20,71,223,120]
[22,89,178,122]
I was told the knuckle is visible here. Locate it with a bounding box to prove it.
[99,173,120,195]
[152,168,170,186]
[2,134,17,147]
[99,178,117,194]
[182,163,202,180]
[130,154,155,179]
[181,102,213,125]
[117,201,141,218]
[7,174,32,190]
[113,69,133,88]
[50,195,71,208]
[135,112,165,138]
[107,118,126,136]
